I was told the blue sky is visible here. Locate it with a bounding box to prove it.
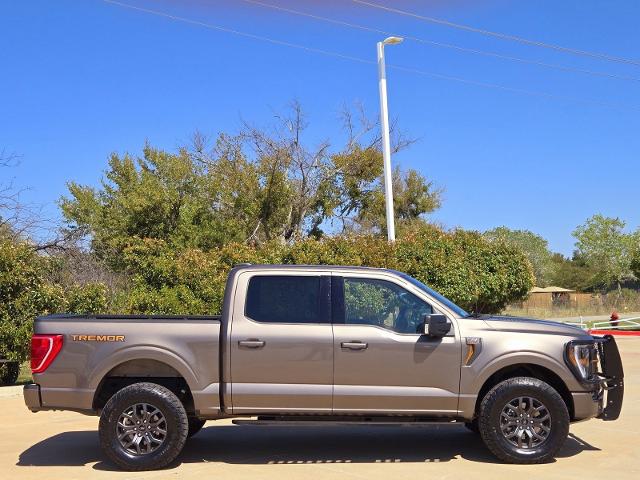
[1,0,639,255]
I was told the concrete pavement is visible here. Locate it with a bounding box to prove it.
[2,338,639,479]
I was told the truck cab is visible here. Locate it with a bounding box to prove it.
[226,266,462,415]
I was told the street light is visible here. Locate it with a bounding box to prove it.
[377,36,403,242]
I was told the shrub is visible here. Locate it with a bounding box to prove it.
[66,283,109,314]
[0,236,111,367]
[0,237,51,366]
[120,226,534,315]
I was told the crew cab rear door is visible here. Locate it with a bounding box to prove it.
[228,271,333,414]
[331,273,461,415]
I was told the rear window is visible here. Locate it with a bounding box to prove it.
[245,275,323,324]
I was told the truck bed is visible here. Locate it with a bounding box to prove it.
[30,313,222,418]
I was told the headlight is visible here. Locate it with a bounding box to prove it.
[565,341,597,382]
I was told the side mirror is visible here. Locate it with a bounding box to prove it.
[421,314,451,338]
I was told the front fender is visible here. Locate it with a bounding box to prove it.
[456,345,584,420]
[462,349,581,395]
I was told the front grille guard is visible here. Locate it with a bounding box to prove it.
[592,335,624,420]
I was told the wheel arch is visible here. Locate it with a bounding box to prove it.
[89,346,199,389]
[473,363,575,420]
[92,357,196,414]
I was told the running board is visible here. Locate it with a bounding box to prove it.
[232,416,460,427]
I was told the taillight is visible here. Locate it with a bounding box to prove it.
[31,334,64,374]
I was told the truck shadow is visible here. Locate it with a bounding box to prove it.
[17,425,600,470]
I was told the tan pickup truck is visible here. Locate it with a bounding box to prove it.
[24,264,624,470]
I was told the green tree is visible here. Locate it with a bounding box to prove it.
[353,167,441,235]
[573,215,637,293]
[483,227,552,286]
[548,252,597,292]
[632,251,640,281]
[61,104,441,268]
[60,145,239,269]
[630,231,640,280]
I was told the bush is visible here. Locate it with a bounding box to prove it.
[66,283,109,314]
[0,236,110,367]
[121,226,534,315]
[0,238,51,366]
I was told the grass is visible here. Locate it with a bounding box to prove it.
[502,306,640,320]
[502,307,640,331]
[17,361,31,384]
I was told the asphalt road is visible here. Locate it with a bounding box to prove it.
[2,338,639,480]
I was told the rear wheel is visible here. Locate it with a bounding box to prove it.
[478,377,569,464]
[99,382,188,471]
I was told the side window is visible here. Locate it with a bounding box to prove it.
[245,275,324,324]
[343,278,433,334]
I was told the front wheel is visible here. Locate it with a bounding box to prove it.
[478,377,569,464]
[99,382,189,471]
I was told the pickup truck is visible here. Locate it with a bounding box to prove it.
[24,264,624,470]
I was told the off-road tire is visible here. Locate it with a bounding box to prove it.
[478,377,569,464]
[0,362,19,386]
[187,418,206,438]
[99,382,188,471]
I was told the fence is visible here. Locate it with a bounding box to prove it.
[506,289,640,319]
[565,316,640,334]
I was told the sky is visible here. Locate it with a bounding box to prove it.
[1,0,639,255]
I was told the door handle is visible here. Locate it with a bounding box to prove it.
[341,341,368,351]
[238,339,266,348]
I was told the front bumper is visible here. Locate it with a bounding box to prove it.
[23,383,42,412]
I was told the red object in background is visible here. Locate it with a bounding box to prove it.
[588,329,640,336]
[31,334,63,374]
[610,310,620,328]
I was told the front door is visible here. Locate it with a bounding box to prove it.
[229,271,334,414]
[332,274,462,415]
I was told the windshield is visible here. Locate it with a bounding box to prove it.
[394,271,469,318]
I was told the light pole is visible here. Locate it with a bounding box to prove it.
[377,36,403,243]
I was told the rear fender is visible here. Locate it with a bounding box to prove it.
[90,346,199,391]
